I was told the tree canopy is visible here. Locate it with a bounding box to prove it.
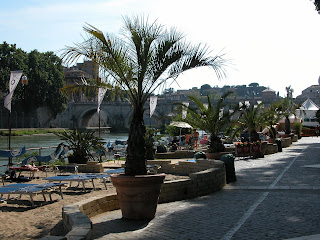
[0,42,67,117]
[61,15,228,175]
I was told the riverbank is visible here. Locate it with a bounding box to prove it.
[0,128,68,136]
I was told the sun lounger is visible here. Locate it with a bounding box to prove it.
[44,173,110,191]
[0,183,65,206]
[9,165,39,179]
[104,168,125,174]
[54,165,78,175]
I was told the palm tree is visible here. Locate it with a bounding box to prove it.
[278,97,298,134]
[61,16,227,176]
[238,102,264,142]
[262,102,282,140]
[177,91,236,153]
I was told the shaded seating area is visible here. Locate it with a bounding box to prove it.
[0,182,65,207]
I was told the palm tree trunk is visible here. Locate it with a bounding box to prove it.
[285,116,291,134]
[125,104,147,175]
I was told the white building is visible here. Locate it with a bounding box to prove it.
[296,98,319,127]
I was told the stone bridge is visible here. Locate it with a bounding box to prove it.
[52,99,175,131]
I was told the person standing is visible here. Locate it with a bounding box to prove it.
[193,129,199,147]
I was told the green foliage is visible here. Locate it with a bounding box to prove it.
[145,127,161,149]
[238,102,264,142]
[165,124,192,136]
[0,42,28,92]
[61,15,227,175]
[0,128,66,136]
[55,129,106,164]
[278,89,298,134]
[294,122,302,136]
[176,91,236,152]
[262,102,282,139]
[314,0,320,13]
[0,42,67,118]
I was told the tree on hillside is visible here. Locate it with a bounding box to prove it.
[200,84,211,96]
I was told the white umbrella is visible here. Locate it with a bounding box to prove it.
[169,122,193,145]
[169,121,193,129]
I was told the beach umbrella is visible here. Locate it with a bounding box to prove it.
[21,155,54,165]
[0,146,26,158]
[169,121,193,129]
[169,121,193,145]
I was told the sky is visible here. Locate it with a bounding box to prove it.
[1,0,320,97]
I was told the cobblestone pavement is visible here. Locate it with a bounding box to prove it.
[91,137,320,240]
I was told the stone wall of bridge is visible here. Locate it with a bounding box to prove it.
[49,99,175,131]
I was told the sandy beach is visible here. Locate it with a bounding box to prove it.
[0,160,187,239]
[0,169,116,240]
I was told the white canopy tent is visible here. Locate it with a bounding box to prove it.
[169,121,193,145]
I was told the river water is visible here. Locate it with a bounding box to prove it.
[0,132,128,173]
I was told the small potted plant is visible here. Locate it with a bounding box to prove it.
[55,129,105,164]
[145,127,161,160]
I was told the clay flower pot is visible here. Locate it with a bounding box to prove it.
[110,173,165,220]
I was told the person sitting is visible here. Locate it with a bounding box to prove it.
[171,142,178,152]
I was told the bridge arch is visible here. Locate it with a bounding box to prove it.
[75,104,132,131]
[77,107,111,129]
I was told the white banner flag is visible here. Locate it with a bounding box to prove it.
[97,88,107,113]
[9,70,23,93]
[4,91,13,112]
[182,102,189,119]
[149,96,158,117]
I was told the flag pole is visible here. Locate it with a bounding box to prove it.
[99,111,102,162]
[5,70,23,167]
[8,110,12,166]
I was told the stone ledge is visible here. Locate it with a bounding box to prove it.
[61,159,226,240]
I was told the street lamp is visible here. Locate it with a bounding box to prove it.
[21,76,28,85]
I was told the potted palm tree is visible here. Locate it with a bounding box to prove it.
[278,93,298,136]
[238,102,264,143]
[61,15,227,219]
[237,102,266,158]
[262,102,282,143]
[177,91,236,159]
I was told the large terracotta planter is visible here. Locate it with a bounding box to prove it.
[110,173,165,220]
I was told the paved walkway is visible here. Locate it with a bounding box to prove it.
[91,137,320,240]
